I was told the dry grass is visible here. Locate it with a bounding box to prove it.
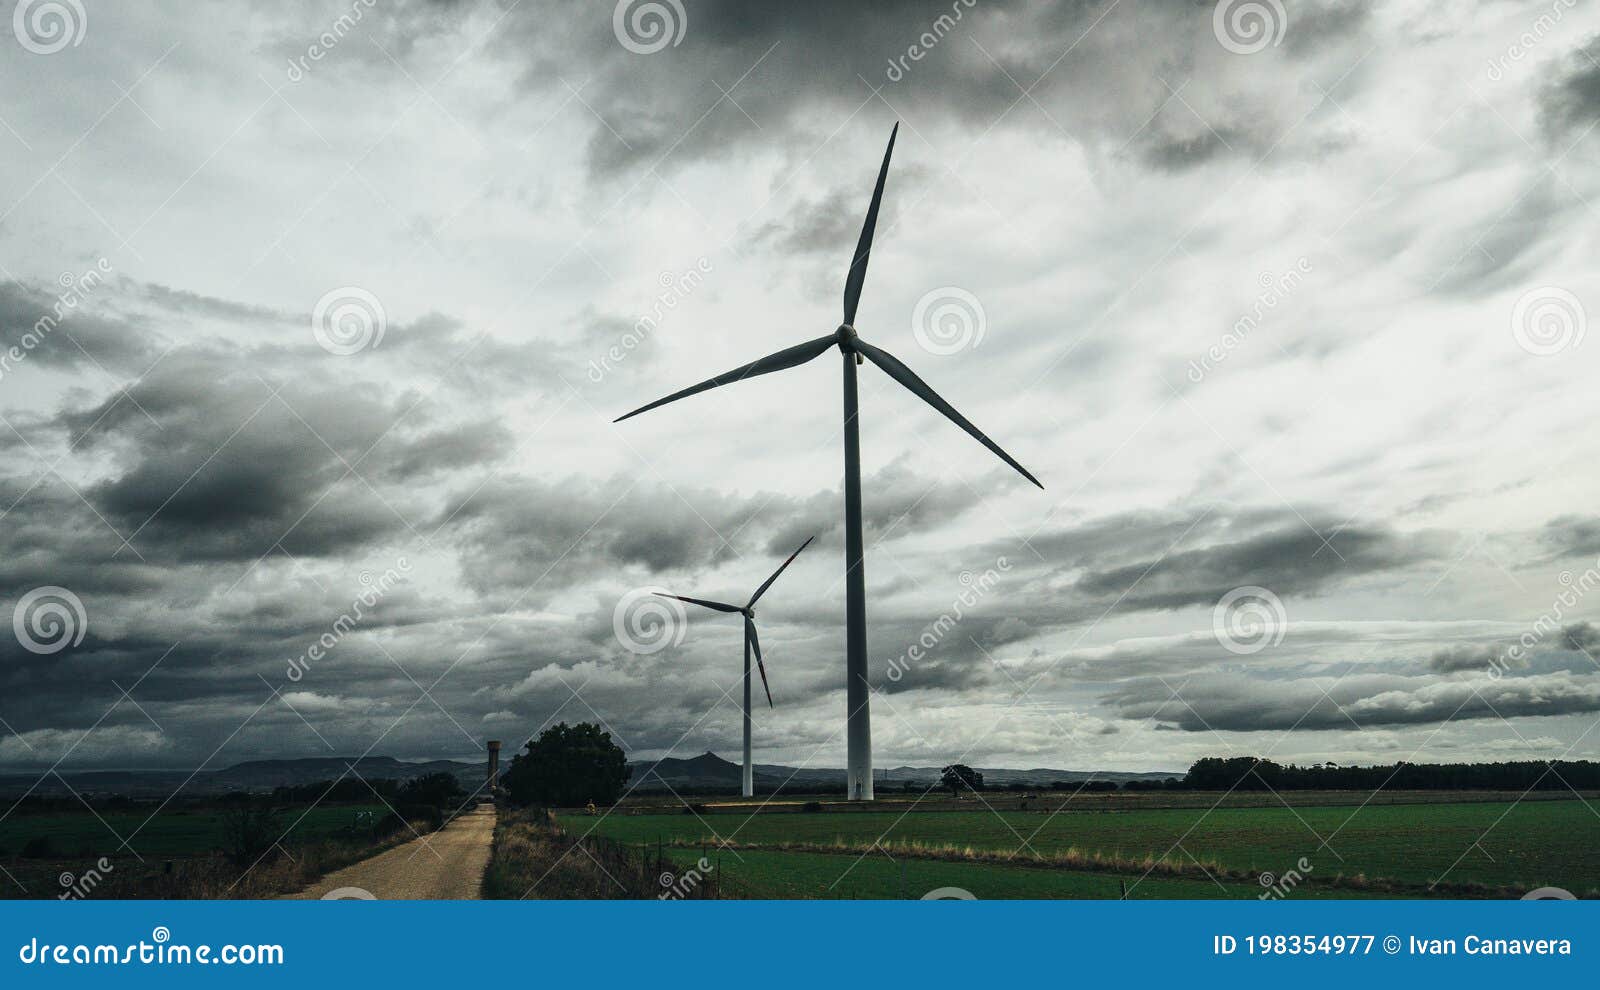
[664,836,1548,898]
[484,808,731,900]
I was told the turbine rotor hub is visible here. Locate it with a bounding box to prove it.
[835,324,858,347]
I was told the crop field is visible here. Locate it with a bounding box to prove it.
[0,804,387,859]
[568,795,1600,898]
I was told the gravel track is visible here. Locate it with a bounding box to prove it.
[283,804,495,900]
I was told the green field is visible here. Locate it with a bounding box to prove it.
[0,804,386,859]
[571,797,1599,897]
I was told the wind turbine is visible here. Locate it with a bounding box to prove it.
[660,536,814,798]
[617,123,1041,800]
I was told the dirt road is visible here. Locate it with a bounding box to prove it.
[284,804,495,900]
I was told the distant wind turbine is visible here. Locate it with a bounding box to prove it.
[618,123,1041,800]
[660,536,814,798]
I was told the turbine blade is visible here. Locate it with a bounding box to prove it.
[746,618,773,708]
[614,335,836,423]
[854,340,1043,489]
[748,535,815,606]
[662,594,741,613]
[841,123,899,327]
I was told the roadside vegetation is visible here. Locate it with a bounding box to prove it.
[484,807,729,899]
[0,772,472,899]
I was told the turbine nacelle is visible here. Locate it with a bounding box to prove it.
[836,324,864,363]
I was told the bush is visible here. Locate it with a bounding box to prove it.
[801,801,823,813]
[391,803,444,832]
[220,804,283,866]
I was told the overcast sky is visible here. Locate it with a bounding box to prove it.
[3,0,1600,778]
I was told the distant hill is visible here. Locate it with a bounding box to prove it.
[626,752,1180,792]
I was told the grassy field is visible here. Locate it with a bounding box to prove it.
[0,803,387,859]
[0,802,402,899]
[566,795,1599,898]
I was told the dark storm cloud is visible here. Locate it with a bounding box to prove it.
[59,359,414,562]
[762,455,999,557]
[1538,34,1600,141]
[1107,670,1600,732]
[1071,520,1444,611]
[0,278,156,375]
[385,0,1372,180]
[379,419,515,481]
[1540,514,1600,559]
[440,456,990,600]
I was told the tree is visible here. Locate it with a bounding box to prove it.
[397,771,465,808]
[940,763,983,797]
[502,722,628,807]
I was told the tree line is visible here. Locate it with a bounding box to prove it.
[1180,757,1600,791]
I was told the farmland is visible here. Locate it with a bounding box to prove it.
[0,803,387,859]
[0,802,395,899]
[564,792,1600,898]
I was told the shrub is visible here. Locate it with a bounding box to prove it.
[219,804,283,866]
